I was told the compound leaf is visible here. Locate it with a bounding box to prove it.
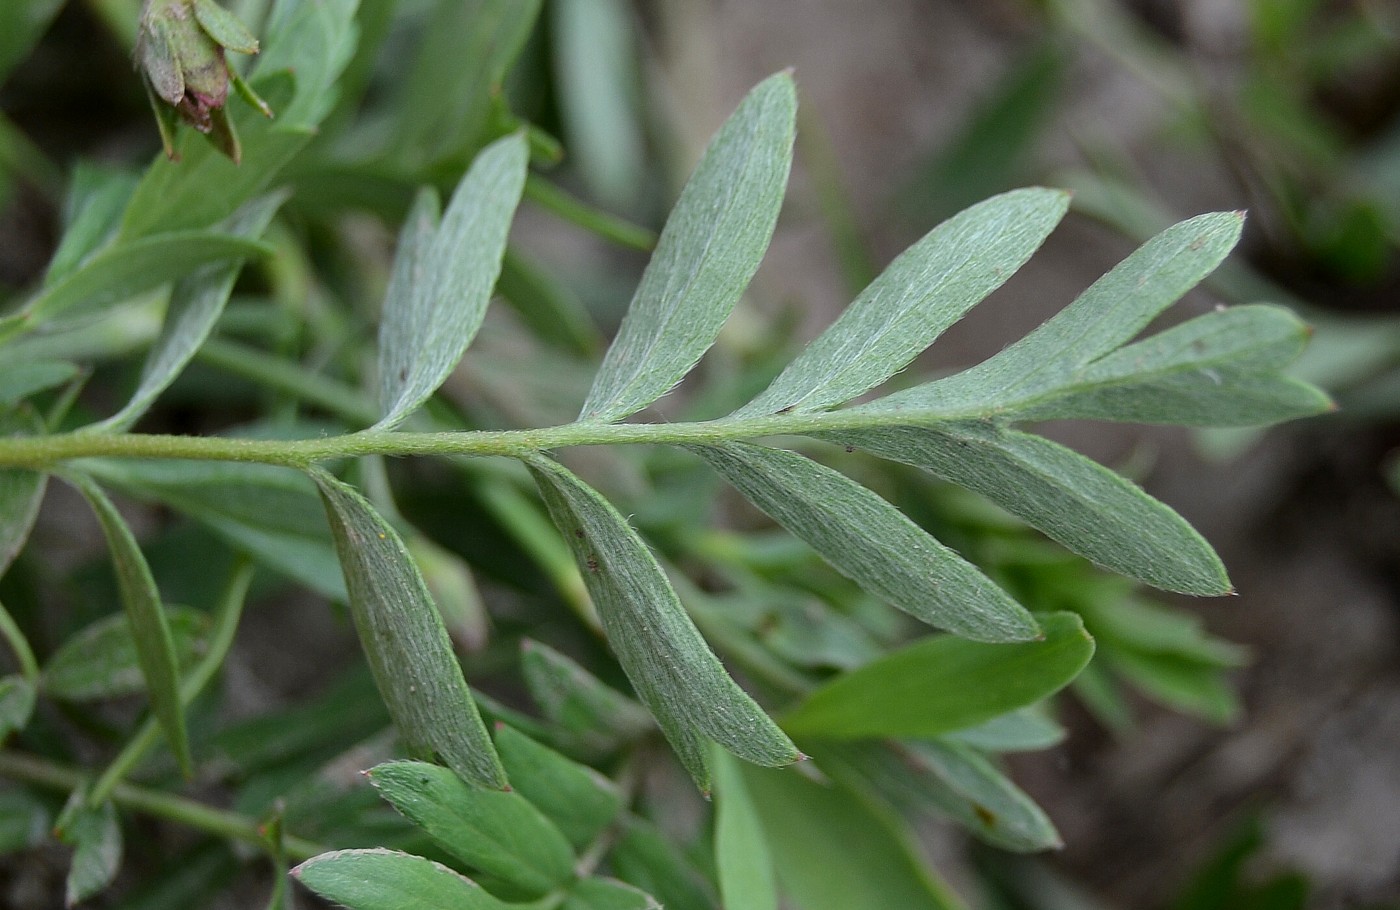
[693,442,1037,642]
[735,187,1069,417]
[313,469,505,789]
[527,455,800,792]
[580,72,796,423]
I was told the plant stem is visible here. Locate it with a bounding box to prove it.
[524,175,657,251]
[0,410,958,471]
[0,750,326,861]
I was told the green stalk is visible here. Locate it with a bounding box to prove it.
[524,175,657,251]
[0,599,39,682]
[89,561,256,806]
[0,750,325,861]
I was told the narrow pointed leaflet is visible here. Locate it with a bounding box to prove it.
[526,455,801,791]
[293,849,510,910]
[693,442,1038,642]
[377,133,528,429]
[313,468,506,789]
[734,187,1069,417]
[579,72,796,423]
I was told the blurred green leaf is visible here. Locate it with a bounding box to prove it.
[737,188,1068,417]
[497,248,603,355]
[713,748,778,910]
[0,675,34,739]
[783,612,1094,739]
[90,193,287,433]
[86,459,346,601]
[293,848,510,910]
[519,639,654,756]
[57,794,123,907]
[376,134,529,429]
[563,877,662,910]
[0,0,62,84]
[0,407,45,575]
[694,442,1038,642]
[41,607,208,702]
[580,72,796,423]
[528,455,801,791]
[70,475,192,776]
[943,707,1065,753]
[1105,648,1240,724]
[740,763,967,910]
[0,788,49,855]
[314,469,506,789]
[831,422,1230,594]
[610,819,717,910]
[250,0,362,129]
[493,724,623,852]
[388,0,542,167]
[0,361,79,407]
[45,165,140,286]
[368,760,575,896]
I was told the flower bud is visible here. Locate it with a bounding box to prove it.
[134,0,270,163]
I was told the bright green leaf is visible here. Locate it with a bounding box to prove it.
[782,612,1094,739]
[313,469,506,789]
[713,748,778,910]
[564,877,662,910]
[527,455,801,791]
[41,607,208,702]
[693,442,1038,642]
[368,760,574,895]
[493,724,623,852]
[815,740,1061,853]
[376,134,529,429]
[943,706,1065,753]
[735,187,1069,417]
[829,422,1231,594]
[292,848,509,910]
[871,211,1247,415]
[89,193,287,433]
[70,475,192,776]
[740,763,968,910]
[0,407,45,575]
[57,795,122,907]
[580,72,796,423]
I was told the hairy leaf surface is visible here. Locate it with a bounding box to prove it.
[293,849,509,910]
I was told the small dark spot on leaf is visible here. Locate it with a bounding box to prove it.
[973,804,997,827]
[844,445,855,453]
[574,528,584,539]
[586,555,599,573]
[777,405,794,414]
[399,367,409,381]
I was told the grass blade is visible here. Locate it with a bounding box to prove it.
[829,423,1231,594]
[526,455,801,792]
[580,72,796,423]
[69,475,192,776]
[377,134,529,429]
[735,187,1069,417]
[782,612,1094,739]
[693,442,1038,642]
[313,468,506,790]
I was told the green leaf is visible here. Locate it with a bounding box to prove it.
[782,612,1094,739]
[816,740,1061,853]
[89,194,287,433]
[0,407,45,575]
[43,164,138,285]
[57,795,122,907]
[740,763,967,910]
[610,819,717,910]
[19,231,272,330]
[0,361,79,407]
[376,134,529,429]
[497,248,603,355]
[526,456,800,791]
[580,72,796,423]
[368,760,575,896]
[0,675,34,739]
[41,607,208,702]
[519,639,654,755]
[693,442,1038,642]
[191,0,259,54]
[292,848,510,910]
[872,211,1247,415]
[0,0,63,84]
[563,878,662,910]
[1105,649,1240,724]
[389,0,542,166]
[828,423,1231,595]
[70,476,192,776]
[493,724,623,851]
[735,187,1069,417]
[119,72,305,240]
[943,706,1065,753]
[86,459,345,601]
[1010,305,1333,426]
[713,748,778,910]
[0,789,49,854]
[249,0,361,128]
[313,469,506,789]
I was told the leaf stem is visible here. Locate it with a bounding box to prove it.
[0,750,326,861]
